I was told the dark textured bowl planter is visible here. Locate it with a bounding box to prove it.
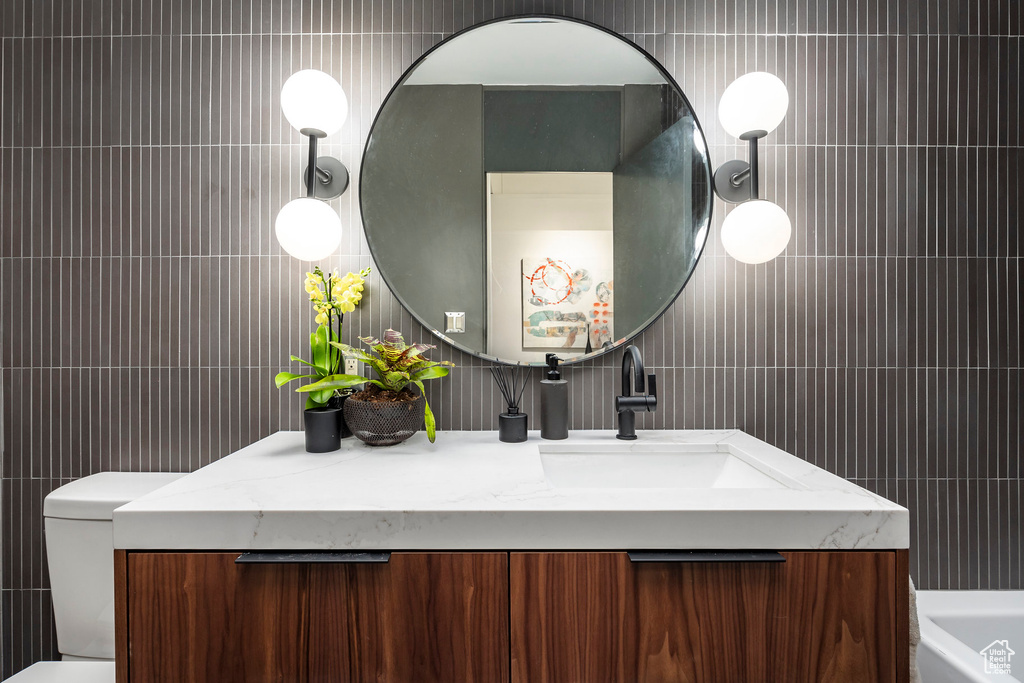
[343,393,425,447]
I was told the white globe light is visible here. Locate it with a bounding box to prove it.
[718,72,789,139]
[281,69,348,138]
[720,200,791,264]
[275,198,342,261]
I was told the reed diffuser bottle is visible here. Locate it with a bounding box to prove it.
[490,363,529,443]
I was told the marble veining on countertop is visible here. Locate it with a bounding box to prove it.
[113,430,909,551]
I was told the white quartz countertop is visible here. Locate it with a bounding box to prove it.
[112,430,909,551]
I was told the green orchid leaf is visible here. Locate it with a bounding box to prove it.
[275,372,316,388]
[311,325,330,374]
[367,379,387,390]
[412,380,436,443]
[289,355,319,370]
[297,374,369,393]
[312,388,334,405]
[305,395,325,410]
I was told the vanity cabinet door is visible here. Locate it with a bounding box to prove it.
[126,552,309,683]
[510,551,901,683]
[308,552,510,683]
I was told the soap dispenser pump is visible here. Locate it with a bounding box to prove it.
[540,353,569,440]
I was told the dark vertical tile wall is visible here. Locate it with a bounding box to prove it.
[0,0,1021,674]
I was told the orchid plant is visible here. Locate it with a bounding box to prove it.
[275,266,371,409]
[299,329,453,442]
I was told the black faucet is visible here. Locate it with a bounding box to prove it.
[615,345,657,440]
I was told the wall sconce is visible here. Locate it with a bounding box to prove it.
[713,72,792,265]
[275,69,350,261]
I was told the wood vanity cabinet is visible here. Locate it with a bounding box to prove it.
[116,549,908,683]
[121,552,309,682]
[306,552,508,682]
[510,551,909,683]
[116,551,509,683]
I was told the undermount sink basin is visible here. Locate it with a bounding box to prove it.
[539,443,803,490]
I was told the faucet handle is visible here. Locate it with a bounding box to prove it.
[646,373,658,411]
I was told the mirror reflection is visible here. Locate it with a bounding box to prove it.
[360,17,712,364]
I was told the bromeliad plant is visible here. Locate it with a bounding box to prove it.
[298,329,453,442]
[275,266,371,409]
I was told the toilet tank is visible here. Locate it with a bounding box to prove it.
[43,472,186,660]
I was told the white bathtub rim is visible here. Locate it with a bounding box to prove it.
[917,590,1023,683]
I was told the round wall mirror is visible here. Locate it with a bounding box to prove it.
[360,16,712,364]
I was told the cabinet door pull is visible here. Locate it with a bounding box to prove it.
[235,551,391,564]
[627,551,785,563]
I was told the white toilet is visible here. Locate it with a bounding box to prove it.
[5,472,185,682]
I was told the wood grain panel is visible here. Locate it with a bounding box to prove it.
[773,551,897,682]
[308,552,509,683]
[127,552,309,683]
[115,550,129,683]
[511,551,901,683]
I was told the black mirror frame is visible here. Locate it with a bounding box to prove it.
[358,13,714,366]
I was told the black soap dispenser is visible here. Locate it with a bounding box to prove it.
[540,353,569,440]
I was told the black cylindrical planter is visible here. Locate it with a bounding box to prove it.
[330,394,353,439]
[304,405,343,452]
[498,412,528,443]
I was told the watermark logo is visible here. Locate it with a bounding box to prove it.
[980,639,1015,676]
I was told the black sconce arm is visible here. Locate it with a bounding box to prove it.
[714,134,764,204]
[302,134,350,200]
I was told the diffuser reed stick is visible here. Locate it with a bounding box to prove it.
[490,363,528,413]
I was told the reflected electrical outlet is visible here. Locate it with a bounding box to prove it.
[445,312,466,334]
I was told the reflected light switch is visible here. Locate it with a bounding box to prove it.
[445,312,466,334]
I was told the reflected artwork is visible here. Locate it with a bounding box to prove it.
[522,257,614,350]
